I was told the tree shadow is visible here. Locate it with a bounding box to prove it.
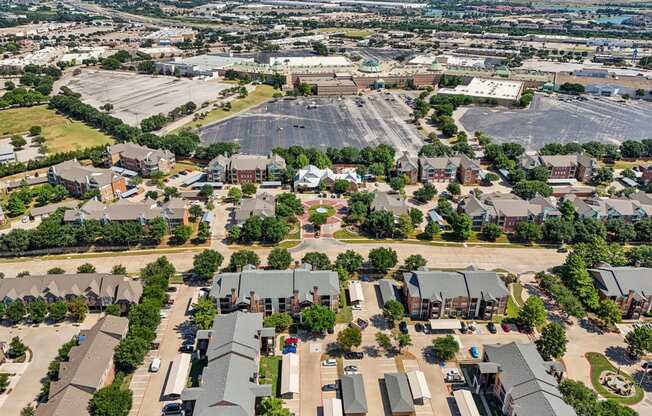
[578,318,604,335]
[630,369,652,392]
[604,345,633,366]
[370,314,390,330]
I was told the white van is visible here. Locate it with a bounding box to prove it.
[149,357,161,372]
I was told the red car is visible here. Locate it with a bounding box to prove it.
[284,337,299,345]
[501,323,511,333]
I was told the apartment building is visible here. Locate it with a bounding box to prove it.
[417,154,481,185]
[106,143,175,176]
[63,197,189,228]
[0,274,143,313]
[48,160,126,201]
[182,312,274,416]
[35,316,129,416]
[459,193,560,231]
[563,194,652,223]
[210,264,339,315]
[206,153,286,184]
[293,165,362,191]
[472,342,576,416]
[395,152,419,184]
[403,268,508,320]
[589,266,652,319]
[370,191,409,217]
[234,192,276,225]
[518,154,596,183]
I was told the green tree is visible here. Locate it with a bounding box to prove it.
[171,225,193,244]
[450,212,472,241]
[301,304,336,333]
[413,182,437,203]
[111,264,127,275]
[48,300,68,322]
[625,326,652,359]
[480,223,502,241]
[257,397,291,416]
[191,297,217,330]
[68,297,88,322]
[229,249,260,271]
[431,335,459,360]
[423,221,440,240]
[89,385,132,416]
[267,247,292,270]
[375,332,393,352]
[77,263,96,273]
[193,249,224,279]
[227,187,242,203]
[382,299,405,325]
[409,208,423,227]
[333,179,350,195]
[8,336,27,358]
[596,299,622,327]
[6,300,26,323]
[0,373,8,392]
[517,297,547,331]
[403,254,426,271]
[7,193,26,217]
[28,299,48,324]
[515,221,543,243]
[337,326,362,351]
[335,250,363,273]
[114,335,149,372]
[368,247,398,273]
[394,333,412,352]
[261,216,289,243]
[263,312,293,332]
[20,405,35,416]
[302,252,331,270]
[104,304,121,316]
[446,181,461,196]
[241,182,257,196]
[189,204,204,222]
[47,267,65,274]
[535,323,567,360]
[561,253,599,310]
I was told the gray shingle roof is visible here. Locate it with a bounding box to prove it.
[371,191,409,216]
[341,374,367,413]
[589,266,652,299]
[234,193,276,224]
[384,373,415,413]
[403,269,507,302]
[483,342,576,416]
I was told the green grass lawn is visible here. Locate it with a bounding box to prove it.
[0,105,113,153]
[505,297,521,319]
[184,85,276,129]
[333,229,363,239]
[585,352,644,405]
[511,283,525,307]
[187,357,208,388]
[308,204,336,217]
[259,356,282,397]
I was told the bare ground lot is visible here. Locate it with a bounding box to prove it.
[199,93,425,154]
[61,70,231,126]
[459,94,652,149]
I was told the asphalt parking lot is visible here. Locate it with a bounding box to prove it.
[199,93,425,155]
[62,69,231,126]
[460,94,652,149]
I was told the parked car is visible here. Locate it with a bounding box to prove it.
[399,321,408,334]
[166,286,178,292]
[501,323,511,333]
[179,344,194,353]
[487,322,497,334]
[344,351,364,359]
[344,365,358,372]
[162,403,184,416]
[470,346,480,359]
[285,337,299,345]
[351,304,362,310]
[445,369,462,382]
[642,361,652,369]
[149,357,161,372]
[322,359,337,367]
[322,383,338,391]
[460,321,468,333]
[415,323,424,332]
[283,345,297,354]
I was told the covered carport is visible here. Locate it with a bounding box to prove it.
[163,353,191,399]
[428,319,462,332]
[406,370,431,405]
[453,389,481,416]
[323,397,343,416]
[281,352,300,398]
[348,281,365,304]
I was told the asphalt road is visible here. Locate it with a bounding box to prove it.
[459,94,652,149]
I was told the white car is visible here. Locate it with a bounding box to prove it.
[149,357,161,372]
[322,359,337,367]
[351,304,362,311]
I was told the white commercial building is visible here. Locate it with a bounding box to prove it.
[438,78,524,105]
[269,55,351,67]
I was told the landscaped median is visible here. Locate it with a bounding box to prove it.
[585,352,644,405]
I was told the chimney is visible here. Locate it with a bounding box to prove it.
[250,290,257,312]
[292,289,299,312]
[312,286,319,305]
[230,287,237,306]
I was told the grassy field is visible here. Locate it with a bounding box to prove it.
[586,352,644,405]
[184,85,276,130]
[512,283,525,307]
[318,28,374,38]
[259,356,282,397]
[0,105,113,153]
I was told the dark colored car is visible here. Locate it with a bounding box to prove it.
[344,365,358,372]
[501,323,511,333]
[415,323,424,332]
[399,321,408,334]
[322,383,338,391]
[162,403,184,416]
[460,321,468,333]
[179,344,194,353]
[166,287,177,292]
[487,322,497,334]
[344,351,364,359]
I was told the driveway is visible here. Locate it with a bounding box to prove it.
[0,316,100,416]
[130,285,195,416]
[300,339,324,416]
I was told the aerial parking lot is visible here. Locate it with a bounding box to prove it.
[61,70,231,126]
[459,93,652,149]
[199,93,425,155]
